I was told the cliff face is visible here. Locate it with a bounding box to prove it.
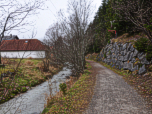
[96,38,152,76]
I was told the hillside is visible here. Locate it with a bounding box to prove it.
[111,32,150,45]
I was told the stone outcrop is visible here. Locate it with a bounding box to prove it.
[96,39,152,75]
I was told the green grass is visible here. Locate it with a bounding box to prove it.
[41,101,55,114]
[3,58,43,65]
[0,58,63,104]
[0,66,16,76]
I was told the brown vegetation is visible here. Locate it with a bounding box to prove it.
[41,61,96,114]
[111,32,150,45]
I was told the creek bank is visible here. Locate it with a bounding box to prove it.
[0,65,72,114]
[0,64,63,105]
[41,61,96,114]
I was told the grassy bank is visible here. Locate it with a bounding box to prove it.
[0,58,63,104]
[41,61,96,114]
[87,54,152,109]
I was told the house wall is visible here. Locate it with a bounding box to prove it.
[1,51,46,58]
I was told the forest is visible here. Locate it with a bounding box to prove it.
[85,0,152,54]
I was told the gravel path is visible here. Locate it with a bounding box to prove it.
[83,60,152,114]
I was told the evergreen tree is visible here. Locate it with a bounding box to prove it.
[85,0,143,54]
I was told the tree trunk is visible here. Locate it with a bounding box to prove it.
[0,41,1,64]
[0,52,1,64]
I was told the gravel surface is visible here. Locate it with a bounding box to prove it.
[83,60,152,114]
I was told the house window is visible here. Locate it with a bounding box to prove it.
[25,41,28,43]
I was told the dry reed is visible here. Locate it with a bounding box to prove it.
[25,60,34,66]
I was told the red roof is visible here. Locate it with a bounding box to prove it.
[0,39,47,51]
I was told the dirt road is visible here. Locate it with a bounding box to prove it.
[83,60,152,114]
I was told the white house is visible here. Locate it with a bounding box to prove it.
[0,39,49,58]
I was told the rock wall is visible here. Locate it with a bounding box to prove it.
[96,39,152,75]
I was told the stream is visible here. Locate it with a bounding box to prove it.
[0,63,72,114]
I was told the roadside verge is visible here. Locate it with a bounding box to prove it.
[41,61,97,114]
[87,54,152,110]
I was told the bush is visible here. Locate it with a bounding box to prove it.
[21,87,27,92]
[146,44,152,62]
[134,37,149,53]
[25,60,34,66]
[12,89,19,94]
[30,80,37,87]
[59,83,67,95]
[30,82,35,87]
[134,37,152,62]
[10,93,15,98]
[28,57,33,59]
[108,40,110,44]
[16,87,21,91]
[17,78,28,86]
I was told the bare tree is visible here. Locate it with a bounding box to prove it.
[44,22,68,68]
[44,0,95,77]
[111,0,152,44]
[0,0,47,113]
[0,0,46,64]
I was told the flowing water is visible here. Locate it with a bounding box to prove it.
[0,64,72,114]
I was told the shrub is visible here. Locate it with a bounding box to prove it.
[25,60,34,66]
[104,53,106,58]
[16,87,21,91]
[30,80,38,87]
[108,40,110,44]
[12,89,19,94]
[30,81,35,87]
[28,57,33,59]
[134,37,149,53]
[37,62,43,68]
[20,80,28,86]
[134,37,152,62]
[21,87,27,92]
[146,44,152,62]
[59,83,67,95]
[10,93,15,98]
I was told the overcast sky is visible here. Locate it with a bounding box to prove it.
[11,0,102,42]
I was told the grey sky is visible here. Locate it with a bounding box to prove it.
[11,0,102,42]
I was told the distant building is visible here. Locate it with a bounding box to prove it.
[0,34,19,41]
[0,39,52,58]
